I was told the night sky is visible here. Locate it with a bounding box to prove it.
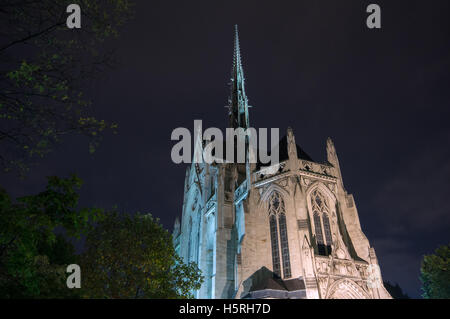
[2,0,450,298]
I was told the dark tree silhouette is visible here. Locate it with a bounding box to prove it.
[80,211,203,299]
[0,1,133,173]
[421,244,450,299]
[0,175,103,298]
[383,281,410,299]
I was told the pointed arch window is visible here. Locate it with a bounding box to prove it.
[311,189,333,256]
[268,191,291,278]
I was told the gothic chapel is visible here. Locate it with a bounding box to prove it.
[172,26,392,299]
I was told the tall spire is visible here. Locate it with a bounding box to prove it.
[228,25,250,129]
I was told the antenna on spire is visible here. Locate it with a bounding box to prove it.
[233,24,241,70]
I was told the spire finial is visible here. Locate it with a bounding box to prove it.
[232,25,243,77]
[234,24,240,63]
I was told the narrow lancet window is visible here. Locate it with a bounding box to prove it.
[278,212,291,278]
[187,217,193,261]
[322,213,333,255]
[314,212,326,255]
[268,191,291,278]
[269,214,281,277]
[311,189,333,256]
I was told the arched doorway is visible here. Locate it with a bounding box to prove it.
[326,279,370,299]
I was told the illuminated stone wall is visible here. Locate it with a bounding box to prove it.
[173,129,392,299]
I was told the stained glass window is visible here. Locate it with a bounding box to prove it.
[269,214,281,277]
[311,189,333,256]
[323,213,332,254]
[278,213,291,278]
[314,211,326,255]
[187,217,192,261]
[268,191,291,278]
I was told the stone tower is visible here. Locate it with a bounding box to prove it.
[172,26,392,299]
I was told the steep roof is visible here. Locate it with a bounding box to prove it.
[240,267,306,299]
[255,134,314,170]
[277,134,314,162]
[202,132,314,168]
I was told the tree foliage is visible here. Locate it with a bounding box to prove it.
[0,175,103,298]
[80,211,203,299]
[0,0,133,173]
[420,243,450,299]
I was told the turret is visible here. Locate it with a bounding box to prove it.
[326,137,345,190]
[287,127,298,159]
